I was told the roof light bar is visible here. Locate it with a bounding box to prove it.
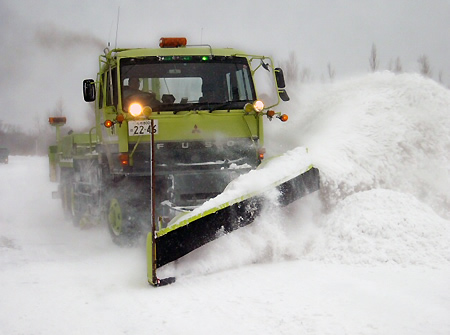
[159,37,187,48]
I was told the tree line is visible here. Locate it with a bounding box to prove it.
[0,99,70,156]
[0,121,54,156]
[281,43,447,86]
[0,99,95,156]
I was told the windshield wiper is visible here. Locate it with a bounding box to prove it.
[207,101,245,112]
[152,101,247,113]
[152,103,194,113]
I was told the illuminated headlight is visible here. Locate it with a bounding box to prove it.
[244,100,265,113]
[129,103,143,117]
[253,100,264,113]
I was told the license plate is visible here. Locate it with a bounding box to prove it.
[128,120,159,136]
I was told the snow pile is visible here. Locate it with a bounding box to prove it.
[306,189,450,266]
[267,72,450,267]
[276,72,450,218]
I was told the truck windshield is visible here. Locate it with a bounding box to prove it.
[120,57,256,111]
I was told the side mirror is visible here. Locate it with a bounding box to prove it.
[278,89,290,102]
[275,68,286,89]
[83,79,96,102]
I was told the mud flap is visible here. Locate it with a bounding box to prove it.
[147,166,319,285]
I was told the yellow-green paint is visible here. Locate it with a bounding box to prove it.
[146,232,157,285]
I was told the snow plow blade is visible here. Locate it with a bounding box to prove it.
[147,147,320,286]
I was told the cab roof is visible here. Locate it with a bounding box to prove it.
[111,46,248,59]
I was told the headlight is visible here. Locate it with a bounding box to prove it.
[244,100,265,113]
[129,103,143,117]
[253,100,264,113]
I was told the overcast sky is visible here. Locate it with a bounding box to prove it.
[1,0,449,131]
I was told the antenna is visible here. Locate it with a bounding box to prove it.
[107,17,114,47]
[114,6,120,49]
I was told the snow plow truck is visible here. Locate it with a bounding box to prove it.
[48,37,320,286]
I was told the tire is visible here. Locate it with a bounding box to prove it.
[72,189,89,228]
[61,176,74,220]
[70,159,103,228]
[107,198,142,246]
[58,169,79,224]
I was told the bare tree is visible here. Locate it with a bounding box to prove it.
[389,57,402,73]
[327,63,336,81]
[369,43,379,72]
[418,55,432,77]
[299,67,313,83]
[438,70,444,84]
[394,57,402,73]
[280,51,299,84]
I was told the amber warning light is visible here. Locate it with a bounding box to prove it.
[104,120,114,128]
[49,117,67,125]
[159,37,187,48]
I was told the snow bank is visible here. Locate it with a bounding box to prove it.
[266,72,450,267]
[306,189,450,266]
[273,72,450,219]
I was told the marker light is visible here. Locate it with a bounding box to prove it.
[119,153,129,166]
[104,120,114,128]
[279,114,289,122]
[266,110,276,118]
[116,114,124,123]
[253,100,264,113]
[159,37,187,48]
[258,148,266,160]
[129,103,143,117]
[244,103,254,113]
[143,106,153,117]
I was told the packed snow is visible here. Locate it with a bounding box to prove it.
[1,72,449,334]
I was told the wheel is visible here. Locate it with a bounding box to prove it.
[72,189,90,228]
[107,198,142,246]
[59,170,83,226]
[69,159,103,228]
[59,169,72,219]
[60,178,74,220]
